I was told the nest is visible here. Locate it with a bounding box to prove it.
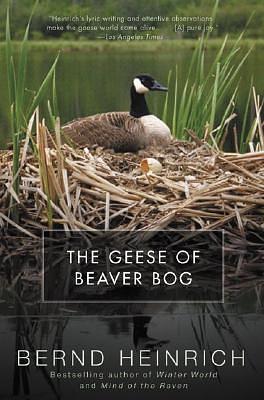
[0,136,264,240]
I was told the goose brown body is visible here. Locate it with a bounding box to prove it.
[62,112,147,152]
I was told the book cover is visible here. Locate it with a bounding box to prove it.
[0,1,263,399]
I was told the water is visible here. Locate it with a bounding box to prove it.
[1,306,264,399]
[0,46,263,148]
[0,241,264,399]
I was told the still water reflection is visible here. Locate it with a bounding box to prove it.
[0,305,264,399]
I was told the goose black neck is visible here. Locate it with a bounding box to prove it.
[130,86,150,118]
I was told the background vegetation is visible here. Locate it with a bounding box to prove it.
[0,0,263,41]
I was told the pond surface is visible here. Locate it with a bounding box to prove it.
[0,306,264,399]
[0,45,263,148]
[0,238,263,398]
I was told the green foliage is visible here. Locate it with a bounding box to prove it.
[0,0,263,41]
[162,22,257,152]
[5,0,59,219]
[216,3,264,38]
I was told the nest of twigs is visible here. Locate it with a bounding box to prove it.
[0,130,264,240]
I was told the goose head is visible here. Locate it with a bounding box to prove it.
[130,74,167,118]
[133,74,168,94]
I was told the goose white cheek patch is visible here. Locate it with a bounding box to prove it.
[133,78,149,94]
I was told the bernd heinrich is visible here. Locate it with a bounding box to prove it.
[17,348,246,367]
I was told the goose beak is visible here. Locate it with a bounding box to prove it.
[150,80,168,92]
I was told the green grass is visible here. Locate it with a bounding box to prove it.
[160,1,263,151]
[5,0,59,220]
[162,30,263,152]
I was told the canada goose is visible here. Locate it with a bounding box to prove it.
[62,74,172,152]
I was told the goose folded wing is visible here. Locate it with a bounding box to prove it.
[62,112,146,152]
